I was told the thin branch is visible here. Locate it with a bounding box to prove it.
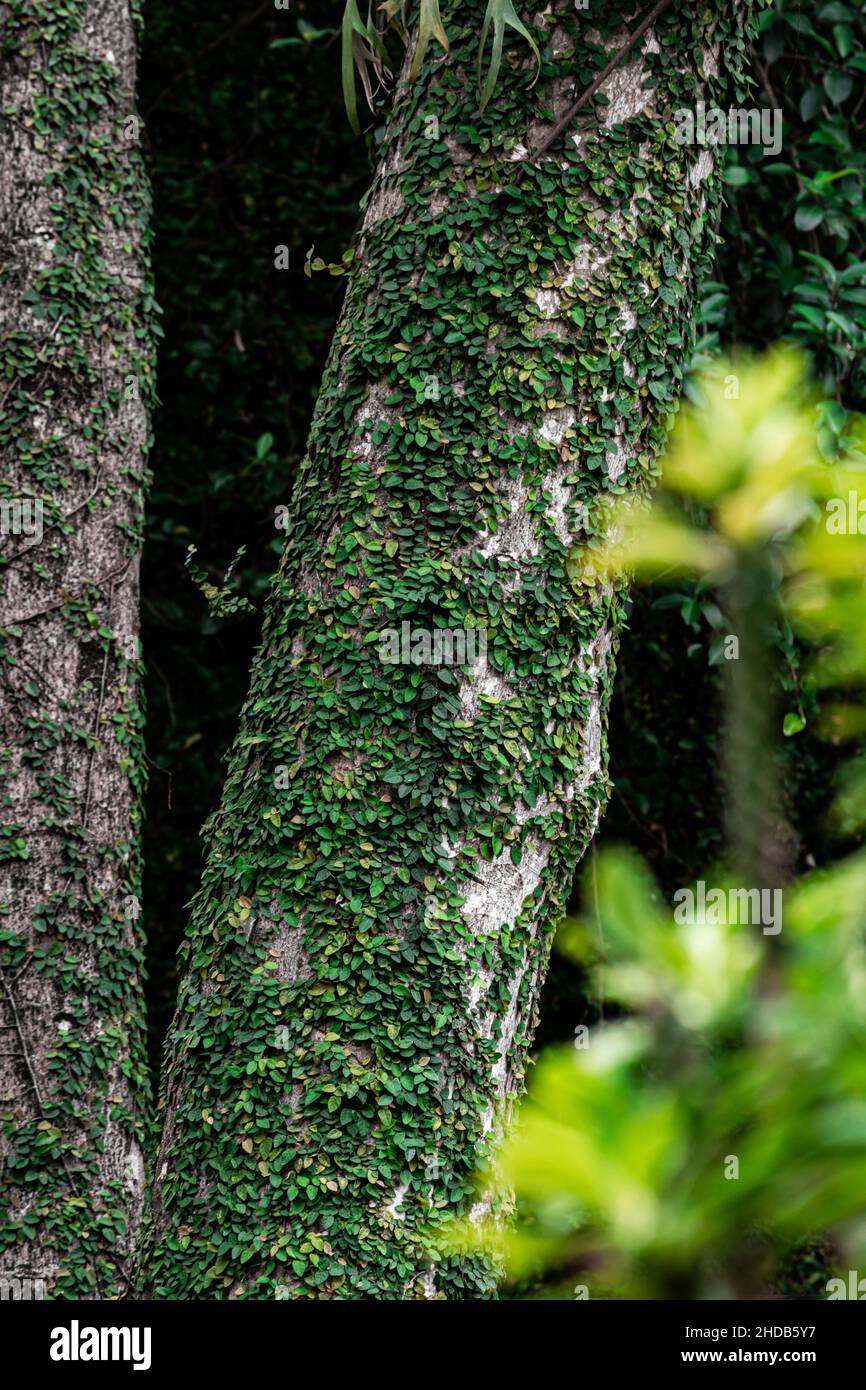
[82,574,118,832]
[0,974,46,1111]
[1,558,130,626]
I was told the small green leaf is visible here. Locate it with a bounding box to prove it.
[823,71,854,105]
[783,712,806,737]
[799,85,824,122]
[794,204,825,232]
[833,24,855,59]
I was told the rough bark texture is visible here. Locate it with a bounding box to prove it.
[142,0,755,1299]
[0,0,156,1298]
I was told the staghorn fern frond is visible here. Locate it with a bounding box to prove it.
[411,0,450,80]
[342,0,392,136]
[340,0,538,132]
[477,0,539,113]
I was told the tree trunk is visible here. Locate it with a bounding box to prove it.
[143,0,754,1299]
[0,0,155,1298]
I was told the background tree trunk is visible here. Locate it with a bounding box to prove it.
[143,0,754,1299]
[0,0,156,1298]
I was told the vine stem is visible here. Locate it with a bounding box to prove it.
[2,559,129,627]
[83,569,125,831]
[0,973,46,1112]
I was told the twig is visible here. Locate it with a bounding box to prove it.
[82,568,126,831]
[612,782,693,872]
[590,839,604,1023]
[0,974,46,1111]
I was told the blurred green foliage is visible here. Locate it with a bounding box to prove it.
[575,0,866,981]
[468,355,866,1298]
[538,0,866,1063]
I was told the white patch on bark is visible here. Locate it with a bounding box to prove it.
[539,406,576,447]
[575,620,612,791]
[125,1139,145,1197]
[543,472,573,546]
[689,148,714,187]
[600,56,654,128]
[568,242,612,280]
[458,653,513,720]
[352,380,396,463]
[269,922,314,984]
[534,286,562,318]
[605,440,630,482]
[459,827,548,944]
[594,27,661,130]
[703,44,721,80]
[382,1181,409,1221]
[474,474,541,564]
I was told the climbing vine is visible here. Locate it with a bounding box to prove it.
[142,1,758,1299]
[0,0,157,1296]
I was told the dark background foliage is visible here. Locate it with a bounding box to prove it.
[139,0,866,1069]
[139,1,366,1058]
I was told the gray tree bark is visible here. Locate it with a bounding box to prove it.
[0,0,155,1299]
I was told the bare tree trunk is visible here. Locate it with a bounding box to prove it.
[0,0,155,1298]
[143,0,755,1299]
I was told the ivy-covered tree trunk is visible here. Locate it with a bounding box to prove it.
[0,1,156,1297]
[143,0,753,1299]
